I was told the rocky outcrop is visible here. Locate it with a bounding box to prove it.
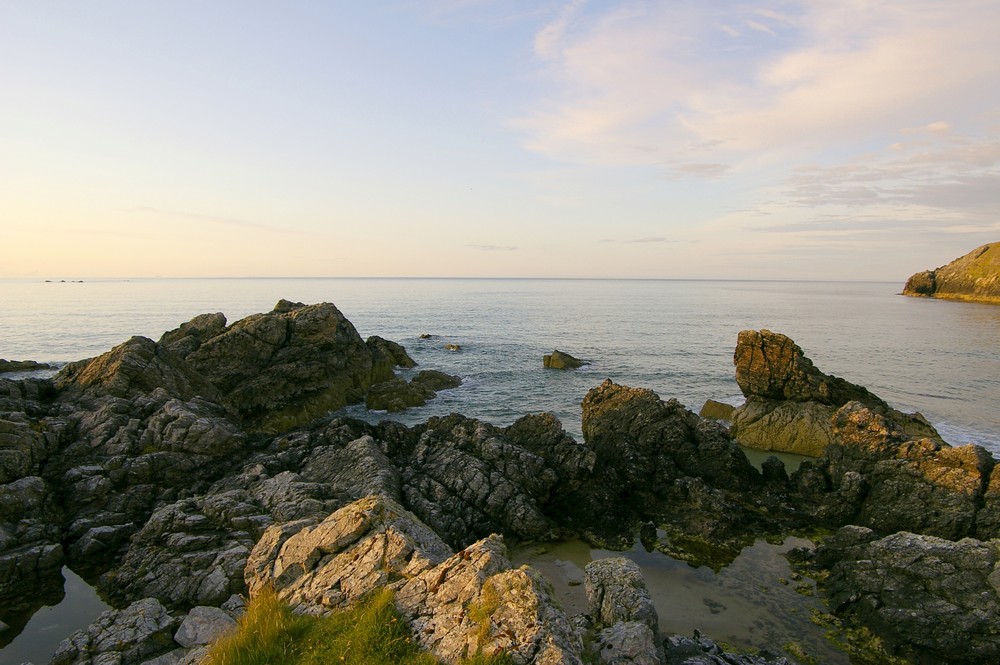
[730,330,940,456]
[365,370,461,412]
[0,359,52,373]
[815,402,997,540]
[177,302,392,432]
[820,526,1000,664]
[902,242,1000,304]
[247,495,583,664]
[50,597,179,665]
[543,350,587,370]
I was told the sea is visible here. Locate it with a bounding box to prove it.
[2,277,999,664]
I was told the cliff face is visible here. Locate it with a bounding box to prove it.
[903,242,1000,304]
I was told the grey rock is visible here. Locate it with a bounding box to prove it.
[585,558,658,633]
[592,621,661,665]
[823,528,1000,664]
[248,495,582,664]
[50,597,179,665]
[173,606,236,648]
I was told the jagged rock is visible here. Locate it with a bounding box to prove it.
[584,558,658,633]
[902,242,1000,304]
[732,399,834,457]
[0,474,65,612]
[543,350,587,370]
[366,335,416,384]
[103,496,261,609]
[54,336,220,404]
[730,330,941,456]
[158,313,227,358]
[584,558,662,665]
[0,359,52,373]
[822,402,996,539]
[822,527,1000,664]
[445,343,462,352]
[412,369,462,392]
[175,301,375,432]
[172,606,236,649]
[248,495,582,664]
[366,371,462,412]
[365,378,432,412]
[50,597,179,665]
[733,330,887,408]
[592,622,661,665]
[400,414,559,547]
[698,399,734,421]
[245,495,451,603]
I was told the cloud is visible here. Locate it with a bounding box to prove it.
[468,244,518,251]
[131,206,294,233]
[517,1,1000,163]
[665,162,730,179]
[625,236,666,243]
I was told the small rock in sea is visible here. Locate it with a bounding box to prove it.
[543,349,587,370]
[699,399,735,421]
[445,343,462,351]
[419,333,434,339]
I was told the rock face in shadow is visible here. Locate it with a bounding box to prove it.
[730,329,939,456]
[902,242,1000,304]
[820,526,1000,665]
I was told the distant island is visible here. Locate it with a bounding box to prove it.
[902,242,1000,304]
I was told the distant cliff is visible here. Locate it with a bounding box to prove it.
[903,242,1000,304]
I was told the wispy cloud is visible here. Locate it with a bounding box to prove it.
[468,244,518,251]
[625,236,666,243]
[130,207,296,233]
[517,1,1000,164]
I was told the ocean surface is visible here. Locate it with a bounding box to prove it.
[2,277,999,451]
[2,277,999,664]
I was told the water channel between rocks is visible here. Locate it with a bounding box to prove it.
[513,536,850,665]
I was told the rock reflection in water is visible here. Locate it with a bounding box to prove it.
[514,536,850,665]
[0,567,111,665]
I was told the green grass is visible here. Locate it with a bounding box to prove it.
[203,586,512,665]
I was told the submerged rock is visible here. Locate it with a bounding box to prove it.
[902,241,1000,304]
[0,359,52,373]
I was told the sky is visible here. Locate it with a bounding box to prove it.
[2,1,999,280]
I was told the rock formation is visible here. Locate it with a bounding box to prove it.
[819,526,1000,664]
[730,330,939,456]
[5,305,1000,665]
[0,359,52,373]
[902,242,1000,304]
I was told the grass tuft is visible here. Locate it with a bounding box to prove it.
[202,586,511,665]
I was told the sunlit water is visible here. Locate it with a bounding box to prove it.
[1,278,999,662]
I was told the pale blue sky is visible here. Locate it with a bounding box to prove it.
[3,1,999,279]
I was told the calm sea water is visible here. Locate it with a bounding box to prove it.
[2,277,998,451]
[2,277,999,663]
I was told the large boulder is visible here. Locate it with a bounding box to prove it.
[179,302,377,432]
[902,242,1000,303]
[821,526,1000,664]
[730,330,939,456]
[584,558,662,665]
